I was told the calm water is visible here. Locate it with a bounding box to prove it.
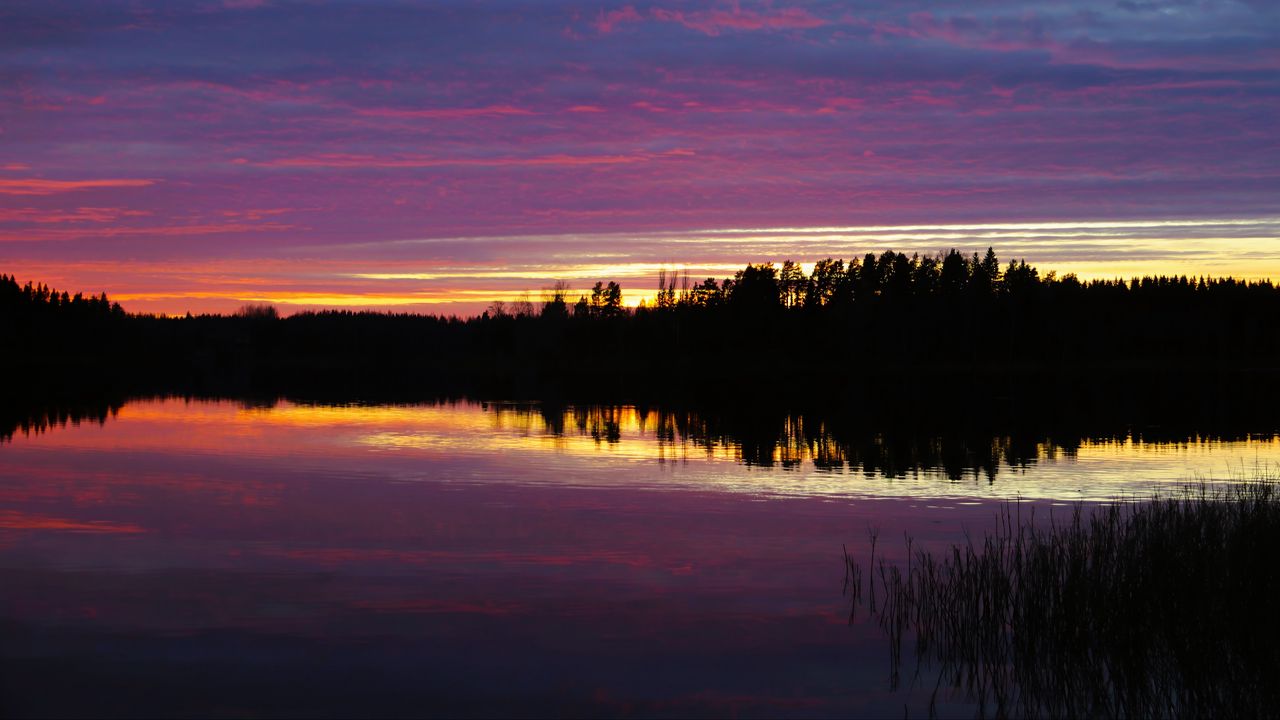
[2,398,1278,718]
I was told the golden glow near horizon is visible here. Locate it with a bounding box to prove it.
[17,398,1280,503]
[9,217,1279,315]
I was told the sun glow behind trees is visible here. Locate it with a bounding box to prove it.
[6,217,1279,317]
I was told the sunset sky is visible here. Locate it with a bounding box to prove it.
[2,0,1277,315]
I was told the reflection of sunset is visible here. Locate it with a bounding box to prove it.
[10,399,1279,503]
[3,398,1278,716]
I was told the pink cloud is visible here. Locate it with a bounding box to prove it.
[0,207,152,223]
[593,3,827,36]
[355,104,535,119]
[0,510,145,534]
[650,6,826,36]
[820,97,865,112]
[219,207,296,220]
[0,222,293,243]
[593,5,643,33]
[0,178,155,195]
[632,100,668,112]
[251,149,695,169]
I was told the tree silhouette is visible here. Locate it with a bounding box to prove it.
[940,249,969,295]
[729,263,780,311]
[805,258,845,308]
[541,281,570,319]
[603,281,622,315]
[779,260,805,308]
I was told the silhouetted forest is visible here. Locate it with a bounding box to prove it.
[5,250,1280,414]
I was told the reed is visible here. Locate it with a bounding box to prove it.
[845,476,1280,718]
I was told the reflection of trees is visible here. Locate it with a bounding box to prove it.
[0,396,280,443]
[0,399,124,443]
[9,392,1274,482]
[845,483,1280,718]
[573,406,623,444]
[484,404,1273,480]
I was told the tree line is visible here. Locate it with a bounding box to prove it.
[638,248,1274,312]
[0,273,124,320]
[4,249,1280,411]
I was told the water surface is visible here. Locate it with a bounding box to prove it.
[1,399,1276,717]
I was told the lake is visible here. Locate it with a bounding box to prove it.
[2,398,1277,718]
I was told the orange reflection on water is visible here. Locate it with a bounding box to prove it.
[8,398,1279,503]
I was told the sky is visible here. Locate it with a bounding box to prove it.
[1,0,1278,316]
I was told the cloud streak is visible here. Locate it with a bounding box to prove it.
[0,179,155,196]
[247,149,695,169]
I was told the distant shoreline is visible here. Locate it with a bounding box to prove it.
[4,249,1279,415]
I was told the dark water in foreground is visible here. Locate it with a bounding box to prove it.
[1,399,1277,718]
